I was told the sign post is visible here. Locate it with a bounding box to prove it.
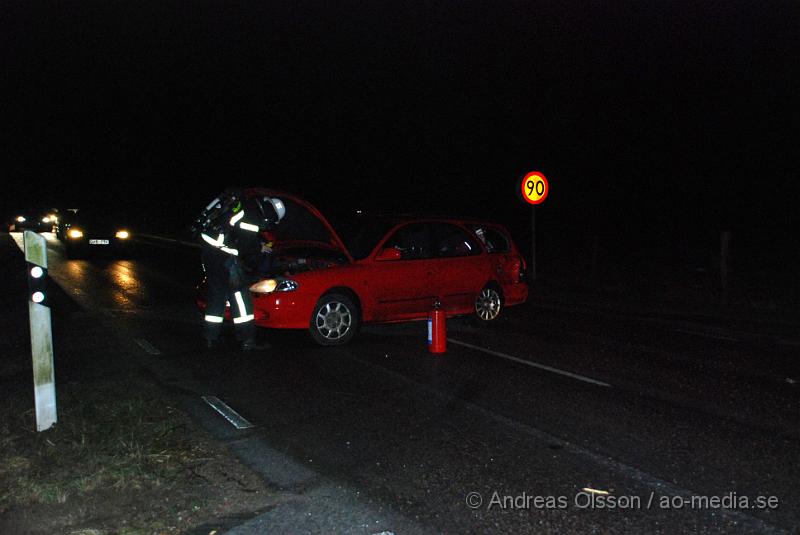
[24,231,57,431]
[531,205,536,281]
[520,171,549,282]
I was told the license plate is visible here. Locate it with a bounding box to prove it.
[89,239,110,245]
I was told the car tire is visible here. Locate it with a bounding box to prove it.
[310,292,359,346]
[474,285,503,322]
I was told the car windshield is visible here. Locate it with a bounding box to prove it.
[71,208,118,224]
[327,215,395,260]
[68,208,133,232]
[13,208,54,220]
[268,197,333,244]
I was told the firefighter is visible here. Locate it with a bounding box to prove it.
[195,190,286,350]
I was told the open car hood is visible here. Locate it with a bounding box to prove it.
[243,188,354,264]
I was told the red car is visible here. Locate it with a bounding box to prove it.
[198,188,528,345]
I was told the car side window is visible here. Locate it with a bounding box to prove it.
[432,223,481,257]
[383,223,436,260]
[470,225,511,254]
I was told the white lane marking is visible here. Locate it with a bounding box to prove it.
[448,338,612,388]
[673,328,741,342]
[202,396,254,429]
[133,338,162,355]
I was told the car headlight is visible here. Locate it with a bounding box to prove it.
[42,216,51,223]
[250,278,299,294]
[115,230,130,239]
[68,229,84,239]
[16,216,26,223]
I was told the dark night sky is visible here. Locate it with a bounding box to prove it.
[2,1,798,270]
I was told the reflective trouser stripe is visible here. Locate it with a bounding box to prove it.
[205,315,224,323]
[234,291,246,314]
[233,291,254,323]
[220,246,238,256]
[240,222,259,232]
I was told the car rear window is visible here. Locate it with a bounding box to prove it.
[469,225,511,253]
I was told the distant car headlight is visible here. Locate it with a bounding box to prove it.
[250,278,299,294]
[42,216,51,223]
[68,229,84,239]
[115,230,130,239]
[16,216,26,223]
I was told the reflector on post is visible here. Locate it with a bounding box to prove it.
[27,262,48,307]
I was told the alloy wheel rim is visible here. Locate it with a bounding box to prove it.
[475,288,501,320]
[315,301,353,339]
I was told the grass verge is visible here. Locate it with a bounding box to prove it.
[0,374,275,534]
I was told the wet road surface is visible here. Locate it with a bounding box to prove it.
[13,232,800,534]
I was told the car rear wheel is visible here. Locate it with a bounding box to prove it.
[474,286,502,321]
[310,293,359,346]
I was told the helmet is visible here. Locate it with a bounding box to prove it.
[254,196,286,224]
[266,197,286,222]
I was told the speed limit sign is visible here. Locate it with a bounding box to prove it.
[521,171,549,205]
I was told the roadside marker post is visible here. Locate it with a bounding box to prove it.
[24,231,57,432]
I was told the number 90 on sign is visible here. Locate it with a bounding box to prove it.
[521,172,549,205]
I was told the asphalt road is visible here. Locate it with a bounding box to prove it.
[12,232,800,534]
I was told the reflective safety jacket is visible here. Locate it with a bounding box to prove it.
[200,206,265,268]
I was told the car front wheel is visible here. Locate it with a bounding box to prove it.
[474,286,503,321]
[310,293,359,346]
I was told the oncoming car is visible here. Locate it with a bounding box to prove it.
[57,208,134,258]
[197,189,528,345]
[6,209,59,233]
